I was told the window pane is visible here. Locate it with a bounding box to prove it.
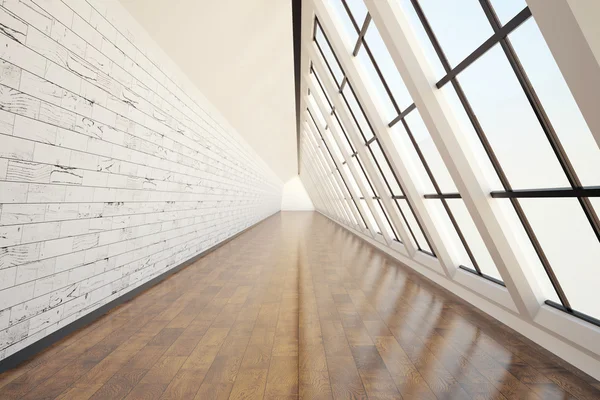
[390,121,436,194]
[405,110,457,193]
[417,0,494,68]
[365,21,414,112]
[335,169,352,198]
[310,67,334,112]
[332,112,355,154]
[440,84,503,190]
[395,0,446,78]
[361,199,381,233]
[490,0,527,26]
[342,83,375,141]
[315,22,345,86]
[521,198,600,319]
[362,147,390,195]
[324,128,344,164]
[351,155,375,197]
[374,199,398,240]
[457,45,569,189]
[329,0,359,47]
[350,199,366,228]
[509,20,600,186]
[344,203,357,226]
[308,95,327,128]
[369,140,403,196]
[447,200,502,281]
[357,45,397,122]
[343,163,361,197]
[396,199,433,254]
[427,199,473,266]
[345,0,368,27]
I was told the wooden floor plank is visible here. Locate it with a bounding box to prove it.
[0,212,598,399]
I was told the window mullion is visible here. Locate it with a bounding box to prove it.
[305,109,378,237]
[301,142,337,219]
[307,73,412,252]
[307,87,395,246]
[305,114,367,229]
[304,121,365,229]
[363,0,544,318]
[302,137,349,223]
[309,45,419,252]
[314,2,459,275]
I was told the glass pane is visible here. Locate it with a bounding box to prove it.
[343,163,361,197]
[329,0,359,47]
[417,0,494,68]
[440,84,503,190]
[315,145,332,174]
[374,199,398,240]
[349,199,366,228]
[310,68,334,112]
[361,199,380,233]
[335,200,350,224]
[332,112,355,154]
[396,199,433,254]
[490,0,527,26]
[362,147,390,196]
[510,20,600,187]
[427,199,473,267]
[405,110,457,193]
[324,128,344,163]
[365,21,414,112]
[315,22,345,86]
[457,45,569,189]
[447,200,502,281]
[351,155,375,197]
[345,0,368,27]
[308,94,327,128]
[390,121,436,194]
[357,45,397,122]
[342,83,375,141]
[345,201,358,226]
[395,0,446,78]
[369,140,403,196]
[521,198,600,319]
[335,169,352,198]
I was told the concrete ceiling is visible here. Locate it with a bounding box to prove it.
[119,0,297,182]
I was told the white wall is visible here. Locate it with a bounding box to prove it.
[281,175,314,211]
[0,0,282,361]
[118,0,298,182]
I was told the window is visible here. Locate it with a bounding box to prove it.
[313,10,435,254]
[403,0,600,323]
[336,0,504,281]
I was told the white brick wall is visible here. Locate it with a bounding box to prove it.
[0,0,282,361]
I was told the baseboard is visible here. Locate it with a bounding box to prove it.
[0,211,280,374]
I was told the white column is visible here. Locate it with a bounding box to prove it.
[302,130,358,226]
[301,158,334,217]
[301,138,346,222]
[303,118,375,236]
[310,3,460,278]
[363,0,544,318]
[305,74,413,256]
[305,102,394,245]
[527,0,600,150]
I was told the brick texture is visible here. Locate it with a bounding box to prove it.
[0,0,282,360]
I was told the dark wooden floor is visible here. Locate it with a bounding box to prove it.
[1,212,599,399]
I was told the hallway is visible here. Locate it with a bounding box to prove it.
[0,212,599,399]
